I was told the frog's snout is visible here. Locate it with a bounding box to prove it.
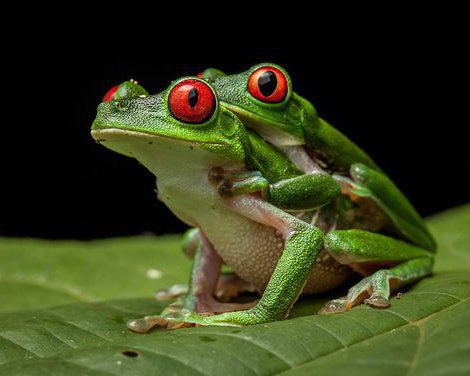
[92,101,116,133]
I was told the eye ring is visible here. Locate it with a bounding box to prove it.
[168,79,216,124]
[247,66,288,103]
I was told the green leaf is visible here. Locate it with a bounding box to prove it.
[0,204,469,375]
[0,236,189,313]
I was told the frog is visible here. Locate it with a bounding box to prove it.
[197,63,437,309]
[91,76,435,331]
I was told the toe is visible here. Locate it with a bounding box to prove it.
[318,299,349,314]
[364,295,390,308]
[127,316,168,333]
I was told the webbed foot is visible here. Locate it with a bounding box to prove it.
[319,270,393,315]
[127,304,204,332]
[318,297,350,314]
[127,299,257,332]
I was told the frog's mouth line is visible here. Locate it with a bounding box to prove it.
[91,128,228,146]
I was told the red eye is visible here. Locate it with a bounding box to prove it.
[102,85,119,102]
[168,79,216,123]
[248,66,288,103]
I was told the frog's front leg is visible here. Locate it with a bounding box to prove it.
[127,230,256,332]
[179,195,325,327]
[319,230,434,313]
[210,167,339,211]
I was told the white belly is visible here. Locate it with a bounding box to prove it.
[158,172,285,292]
[131,137,350,295]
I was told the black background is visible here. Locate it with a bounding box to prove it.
[1,27,468,239]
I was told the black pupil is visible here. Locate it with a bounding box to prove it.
[258,71,277,97]
[188,88,198,108]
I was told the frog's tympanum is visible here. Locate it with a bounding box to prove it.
[91,70,435,332]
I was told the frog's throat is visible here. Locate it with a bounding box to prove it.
[91,128,228,146]
[91,128,241,179]
[221,102,304,147]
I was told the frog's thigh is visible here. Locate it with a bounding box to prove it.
[183,231,256,314]
[320,229,433,313]
[154,227,200,301]
[349,163,436,251]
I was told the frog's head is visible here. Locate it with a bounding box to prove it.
[209,63,319,146]
[91,77,248,174]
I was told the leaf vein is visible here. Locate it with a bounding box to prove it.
[198,331,293,368]
[406,324,424,376]
[45,310,112,342]
[0,333,41,359]
[275,294,470,375]
[297,318,347,347]
[125,345,207,375]
[405,291,462,301]
[41,326,77,349]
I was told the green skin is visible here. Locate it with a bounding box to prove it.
[202,64,436,251]
[111,79,149,101]
[91,76,434,331]
[200,64,436,311]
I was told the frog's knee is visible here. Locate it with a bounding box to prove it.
[324,231,344,253]
[290,223,324,256]
[324,231,352,263]
[350,163,370,183]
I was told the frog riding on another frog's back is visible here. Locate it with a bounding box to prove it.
[91,66,435,332]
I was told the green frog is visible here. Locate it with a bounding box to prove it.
[91,76,435,331]
[199,64,435,252]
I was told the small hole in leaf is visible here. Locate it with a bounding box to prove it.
[122,350,139,358]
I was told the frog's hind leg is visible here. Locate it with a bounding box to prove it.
[319,229,434,314]
[156,227,256,302]
[128,230,256,333]
[181,231,257,314]
[215,273,257,302]
[154,227,200,301]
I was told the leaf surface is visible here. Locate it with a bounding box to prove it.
[0,204,469,375]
